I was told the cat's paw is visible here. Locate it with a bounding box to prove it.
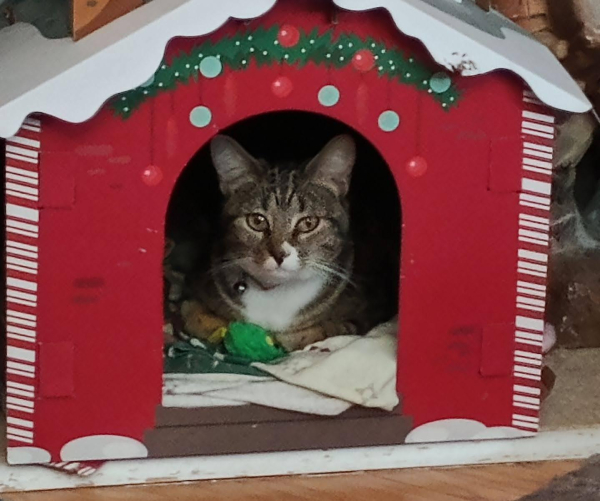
[180,300,228,340]
[275,328,326,352]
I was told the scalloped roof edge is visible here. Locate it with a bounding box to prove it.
[0,0,591,138]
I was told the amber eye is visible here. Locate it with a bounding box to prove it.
[246,213,269,232]
[296,216,321,234]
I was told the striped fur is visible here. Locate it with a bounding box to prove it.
[186,135,380,351]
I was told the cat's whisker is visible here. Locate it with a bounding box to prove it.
[309,261,356,288]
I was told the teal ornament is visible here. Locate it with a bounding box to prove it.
[200,56,223,78]
[189,106,212,128]
[429,72,452,94]
[140,74,155,88]
[318,85,340,107]
[378,110,400,132]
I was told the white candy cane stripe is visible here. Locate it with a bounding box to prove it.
[514,384,541,396]
[48,462,101,477]
[512,92,553,434]
[7,135,41,149]
[6,173,39,186]
[521,104,555,139]
[513,413,540,424]
[6,165,39,179]
[6,434,34,444]
[518,215,550,231]
[5,120,41,449]
[7,385,35,398]
[512,418,540,431]
[7,416,34,428]
[6,240,39,260]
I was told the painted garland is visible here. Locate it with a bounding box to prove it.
[112,25,461,118]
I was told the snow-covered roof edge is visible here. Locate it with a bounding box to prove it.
[0,0,592,139]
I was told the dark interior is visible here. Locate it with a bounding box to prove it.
[166,111,402,328]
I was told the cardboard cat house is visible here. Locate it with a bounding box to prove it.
[0,0,592,465]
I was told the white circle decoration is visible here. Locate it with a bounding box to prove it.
[318,85,340,107]
[199,56,223,78]
[378,110,400,132]
[190,106,212,128]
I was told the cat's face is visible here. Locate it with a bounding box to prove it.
[211,135,355,287]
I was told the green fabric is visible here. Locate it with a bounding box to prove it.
[224,322,287,362]
[112,25,460,118]
[164,340,273,377]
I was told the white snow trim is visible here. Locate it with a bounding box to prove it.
[0,0,590,138]
[405,418,534,443]
[7,446,51,465]
[60,435,148,461]
[336,0,590,114]
[0,0,277,138]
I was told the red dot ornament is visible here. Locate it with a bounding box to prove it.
[272,76,294,98]
[142,165,163,186]
[406,156,428,178]
[352,49,376,72]
[278,25,300,48]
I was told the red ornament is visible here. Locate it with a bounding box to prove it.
[352,49,376,72]
[278,25,300,48]
[272,76,294,98]
[406,156,428,178]
[142,165,163,186]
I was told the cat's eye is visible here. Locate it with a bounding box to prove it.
[246,213,269,232]
[296,216,320,233]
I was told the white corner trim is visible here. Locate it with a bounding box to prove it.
[1,426,599,493]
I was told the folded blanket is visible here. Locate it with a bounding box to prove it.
[163,318,399,414]
[254,318,399,411]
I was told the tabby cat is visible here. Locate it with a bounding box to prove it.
[184,134,386,351]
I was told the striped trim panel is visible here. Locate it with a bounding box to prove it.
[47,461,100,477]
[5,117,41,446]
[512,91,554,433]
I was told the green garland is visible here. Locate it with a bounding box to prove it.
[112,25,461,119]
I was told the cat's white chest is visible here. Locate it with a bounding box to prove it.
[241,277,325,332]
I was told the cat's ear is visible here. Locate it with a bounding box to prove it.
[305,135,356,197]
[211,135,262,196]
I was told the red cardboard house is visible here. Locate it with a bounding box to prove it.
[0,0,591,465]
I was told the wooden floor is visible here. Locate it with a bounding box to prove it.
[6,461,580,501]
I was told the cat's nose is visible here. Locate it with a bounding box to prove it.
[271,248,290,266]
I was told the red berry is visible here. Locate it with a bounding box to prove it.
[142,164,163,186]
[271,76,293,98]
[278,25,300,48]
[352,49,376,72]
[406,156,428,178]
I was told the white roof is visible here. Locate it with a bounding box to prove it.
[0,0,591,138]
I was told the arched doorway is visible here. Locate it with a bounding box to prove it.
[160,111,402,430]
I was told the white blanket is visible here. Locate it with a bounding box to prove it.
[163,318,399,415]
